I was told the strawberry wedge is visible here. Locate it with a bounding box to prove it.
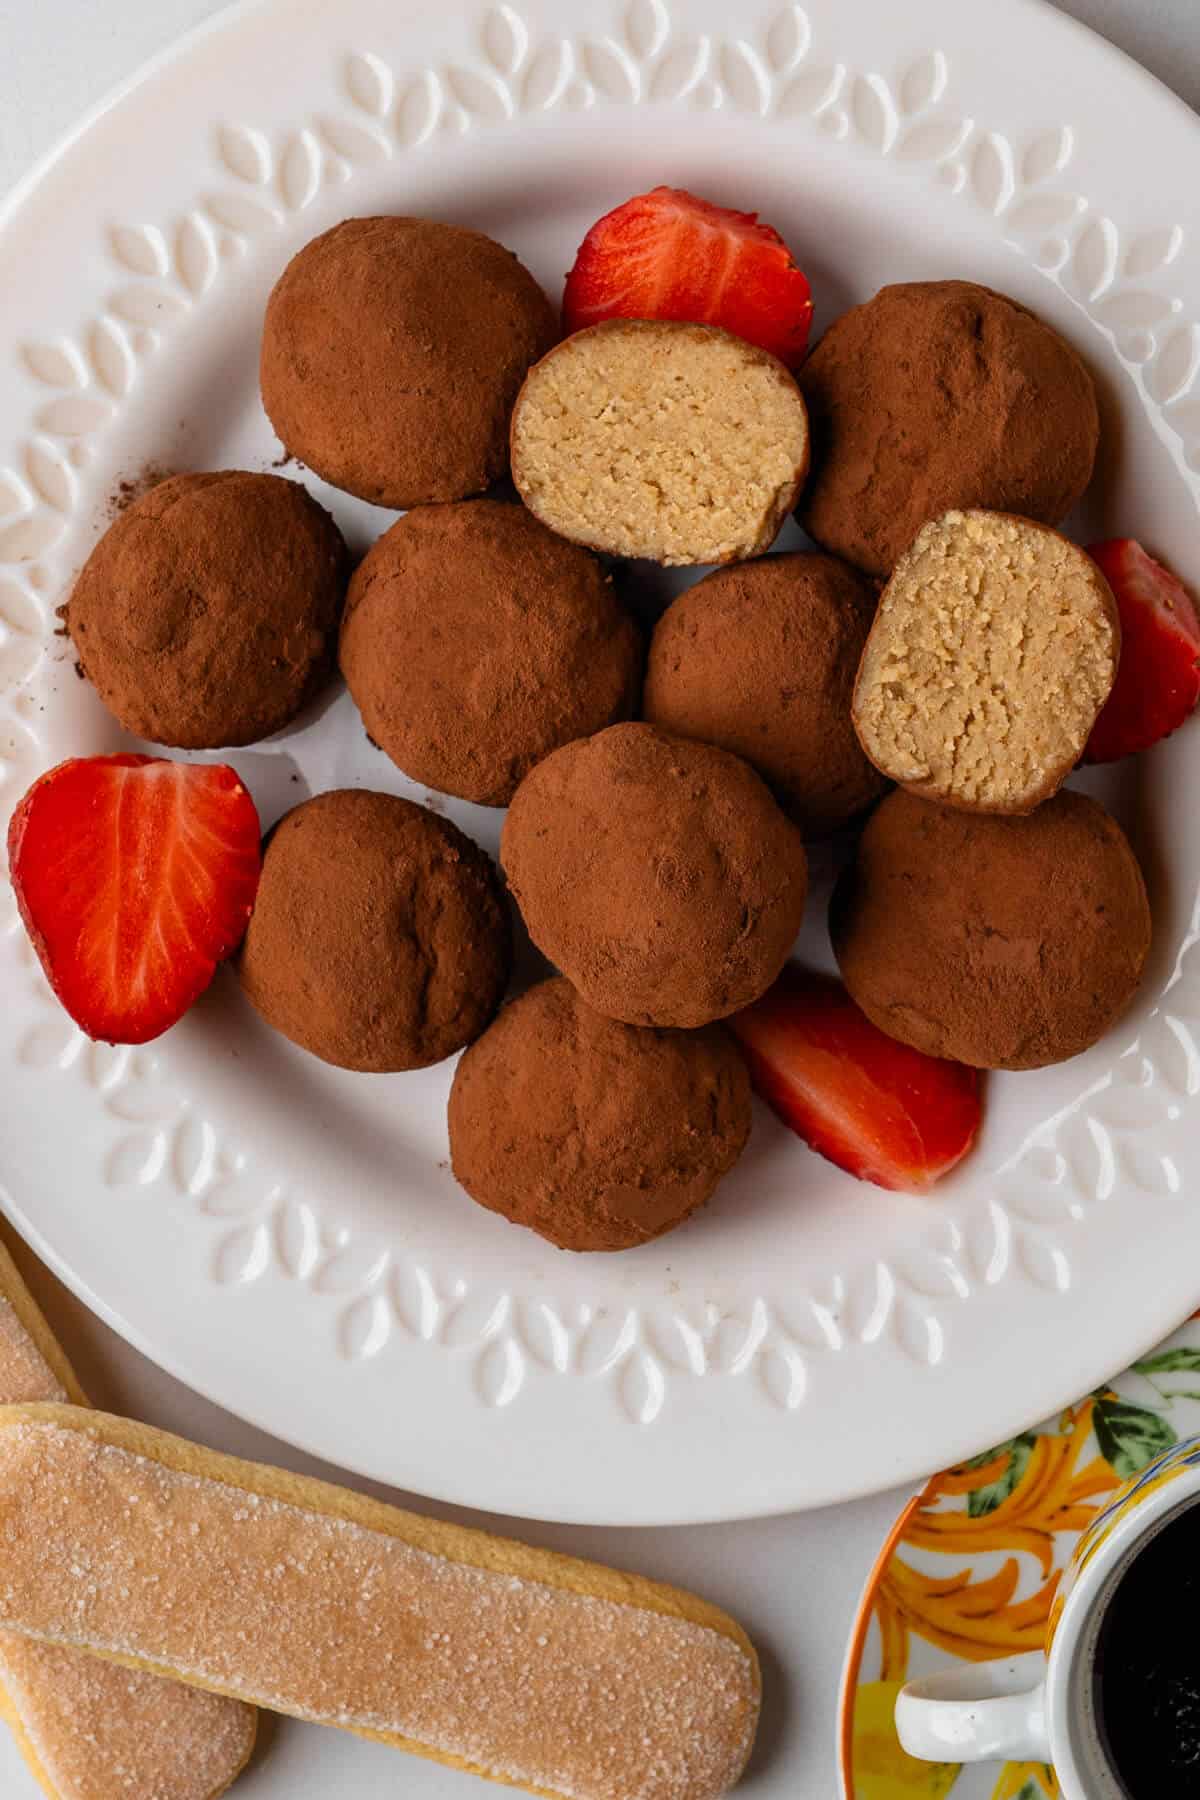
[563,186,814,367]
[729,966,982,1193]
[1085,538,1200,763]
[8,754,261,1044]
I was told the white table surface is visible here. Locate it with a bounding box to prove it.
[0,3,1196,1797]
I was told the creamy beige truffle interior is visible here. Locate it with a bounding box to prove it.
[511,320,810,566]
[852,509,1118,813]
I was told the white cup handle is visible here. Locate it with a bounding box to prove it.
[895,1656,1050,1765]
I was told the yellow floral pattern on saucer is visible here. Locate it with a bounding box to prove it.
[839,1314,1200,1798]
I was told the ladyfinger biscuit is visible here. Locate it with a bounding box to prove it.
[0,1404,760,1800]
[0,1238,256,1800]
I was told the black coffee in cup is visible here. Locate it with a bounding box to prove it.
[1094,1504,1200,1796]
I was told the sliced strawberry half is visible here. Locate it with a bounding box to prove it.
[562,185,814,367]
[729,965,981,1193]
[8,754,261,1045]
[1085,538,1200,763]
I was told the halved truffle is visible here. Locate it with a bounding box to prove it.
[511,320,810,565]
[852,510,1118,814]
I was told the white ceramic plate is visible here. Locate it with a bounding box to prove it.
[2,0,1199,1527]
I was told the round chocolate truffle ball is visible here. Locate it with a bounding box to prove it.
[644,551,888,835]
[449,977,752,1251]
[501,722,808,1029]
[831,788,1151,1070]
[340,500,642,806]
[238,790,511,1071]
[799,281,1099,577]
[260,217,557,509]
[64,472,348,749]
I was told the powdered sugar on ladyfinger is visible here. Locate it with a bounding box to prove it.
[0,1409,759,1800]
[0,1285,256,1800]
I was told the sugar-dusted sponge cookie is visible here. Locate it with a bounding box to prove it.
[851,510,1118,814]
[0,1404,760,1800]
[0,1235,255,1800]
[511,320,810,565]
[799,280,1099,577]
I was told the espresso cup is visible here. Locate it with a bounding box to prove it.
[895,1435,1200,1796]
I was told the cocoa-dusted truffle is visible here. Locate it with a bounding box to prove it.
[831,789,1151,1070]
[340,501,642,807]
[852,510,1118,814]
[238,790,510,1071]
[644,551,888,835]
[449,977,752,1251]
[501,722,808,1028]
[260,217,557,509]
[64,472,348,749]
[511,320,810,565]
[799,281,1099,577]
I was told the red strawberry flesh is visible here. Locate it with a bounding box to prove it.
[563,185,814,367]
[729,966,981,1193]
[8,754,261,1044]
[1085,538,1200,763]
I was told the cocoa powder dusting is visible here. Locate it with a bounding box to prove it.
[238,789,511,1072]
[501,723,808,1029]
[449,979,752,1251]
[107,462,173,521]
[799,280,1099,576]
[65,470,349,749]
[644,551,888,835]
[339,499,642,807]
[260,217,557,510]
[831,788,1151,1069]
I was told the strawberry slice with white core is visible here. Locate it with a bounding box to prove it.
[8,753,261,1045]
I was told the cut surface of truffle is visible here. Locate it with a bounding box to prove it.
[260,217,557,509]
[831,788,1151,1070]
[852,510,1118,813]
[501,722,808,1029]
[799,280,1099,577]
[511,320,809,566]
[448,978,752,1251]
[644,551,888,834]
[339,501,642,806]
[238,790,510,1071]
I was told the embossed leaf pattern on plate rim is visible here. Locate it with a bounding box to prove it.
[0,0,1198,1442]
